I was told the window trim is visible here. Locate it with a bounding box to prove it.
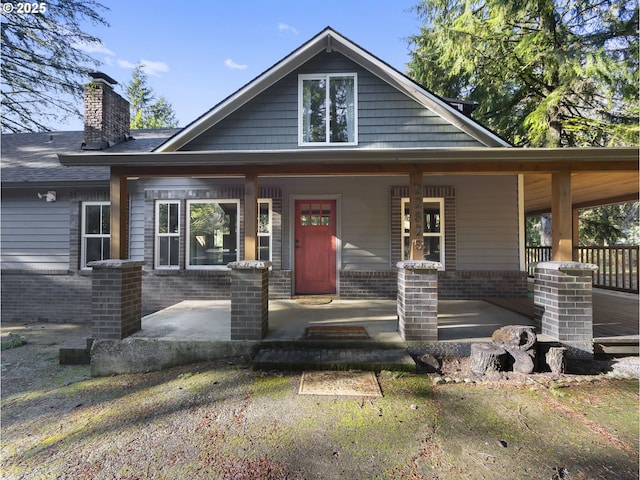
[186,199,240,270]
[401,197,445,267]
[81,201,110,270]
[258,198,272,262]
[155,200,181,270]
[298,73,358,146]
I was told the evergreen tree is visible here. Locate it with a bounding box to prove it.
[1,0,108,132]
[407,0,639,147]
[126,65,177,129]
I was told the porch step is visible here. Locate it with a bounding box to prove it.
[252,344,416,372]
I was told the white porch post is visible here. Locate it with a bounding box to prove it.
[408,169,424,260]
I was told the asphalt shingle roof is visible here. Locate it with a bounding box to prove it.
[1,129,179,184]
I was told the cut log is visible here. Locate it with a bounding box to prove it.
[469,343,507,374]
[545,347,567,374]
[492,325,537,351]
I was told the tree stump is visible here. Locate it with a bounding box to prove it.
[545,346,567,374]
[492,325,537,373]
[469,343,507,374]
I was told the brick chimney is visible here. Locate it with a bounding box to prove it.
[82,72,130,150]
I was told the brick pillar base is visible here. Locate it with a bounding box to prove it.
[396,261,444,341]
[228,261,271,340]
[88,260,145,340]
[534,261,598,359]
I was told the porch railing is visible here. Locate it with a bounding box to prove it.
[525,245,639,294]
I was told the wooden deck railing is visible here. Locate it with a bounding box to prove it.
[525,245,639,294]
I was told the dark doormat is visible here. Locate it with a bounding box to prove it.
[305,325,369,340]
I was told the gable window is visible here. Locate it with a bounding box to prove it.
[401,198,444,265]
[155,201,180,269]
[187,200,239,268]
[82,202,110,269]
[258,199,272,261]
[299,73,357,145]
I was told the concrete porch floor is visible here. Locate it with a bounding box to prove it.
[132,299,548,344]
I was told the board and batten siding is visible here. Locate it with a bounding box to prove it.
[181,51,484,151]
[1,193,70,270]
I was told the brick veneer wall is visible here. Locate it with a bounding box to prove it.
[269,270,291,299]
[1,271,92,323]
[438,271,529,299]
[339,271,397,299]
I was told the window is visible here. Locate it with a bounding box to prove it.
[401,198,444,264]
[187,200,239,268]
[299,73,357,145]
[82,202,110,268]
[258,199,272,261]
[155,201,180,268]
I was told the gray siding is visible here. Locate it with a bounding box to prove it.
[453,176,520,270]
[182,52,484,151]
[1,191,70,270]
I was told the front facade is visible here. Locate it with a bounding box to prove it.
[3,28,636,323]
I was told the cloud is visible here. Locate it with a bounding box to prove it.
[224,58,248,70]
[118,59,170,77]
[278,23,299,35]
[73,40,115,56]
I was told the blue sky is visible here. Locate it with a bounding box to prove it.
[67,0,422,130]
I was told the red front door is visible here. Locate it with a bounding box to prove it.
[294,200,337,295]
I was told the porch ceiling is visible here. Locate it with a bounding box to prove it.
[524,171,639,215]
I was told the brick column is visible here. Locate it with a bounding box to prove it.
[396,260,444,341]
[534,261,598,359]
[228,261,271,340]
[88,260,145,340]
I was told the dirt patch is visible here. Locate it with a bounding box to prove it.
[2,321,638,480]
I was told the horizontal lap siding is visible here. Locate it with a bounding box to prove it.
[1,195,71,270]
[182,52,484,151]
[454,176,520,270]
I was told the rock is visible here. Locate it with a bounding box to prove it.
[418,353,441,373]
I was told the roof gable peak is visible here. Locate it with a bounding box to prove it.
[156,27,509,152]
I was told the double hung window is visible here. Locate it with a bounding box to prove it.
[299,73,357,145]
[155,201,180,268]
[401,198,444,264]
[81,202,110,269]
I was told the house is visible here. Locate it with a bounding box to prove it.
[2,27,637,332]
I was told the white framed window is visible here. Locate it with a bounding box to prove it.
[81,201,110,269]
[258,199,272,261]
[298,73,357,145]
[186,199,239,268]
[401,198,445,265]
[155,201,180,269]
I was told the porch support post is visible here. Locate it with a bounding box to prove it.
[408,169,425,260]
[109,171,128,259]
[88,259,145,340]
[244,173,258,261]
[551,170,572,261]
[534,261,598,359]
[396,260,444,341]
[228,260,271,340]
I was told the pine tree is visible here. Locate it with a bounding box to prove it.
[126,65,178,129]
[407,0,639,147]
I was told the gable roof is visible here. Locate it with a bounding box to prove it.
[1,129,178,185]
[156,27,510,152]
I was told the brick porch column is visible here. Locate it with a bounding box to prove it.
[228,260,271,340]
[88,260,145,340]
[534,261,598,359]
[396,260,444,341]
